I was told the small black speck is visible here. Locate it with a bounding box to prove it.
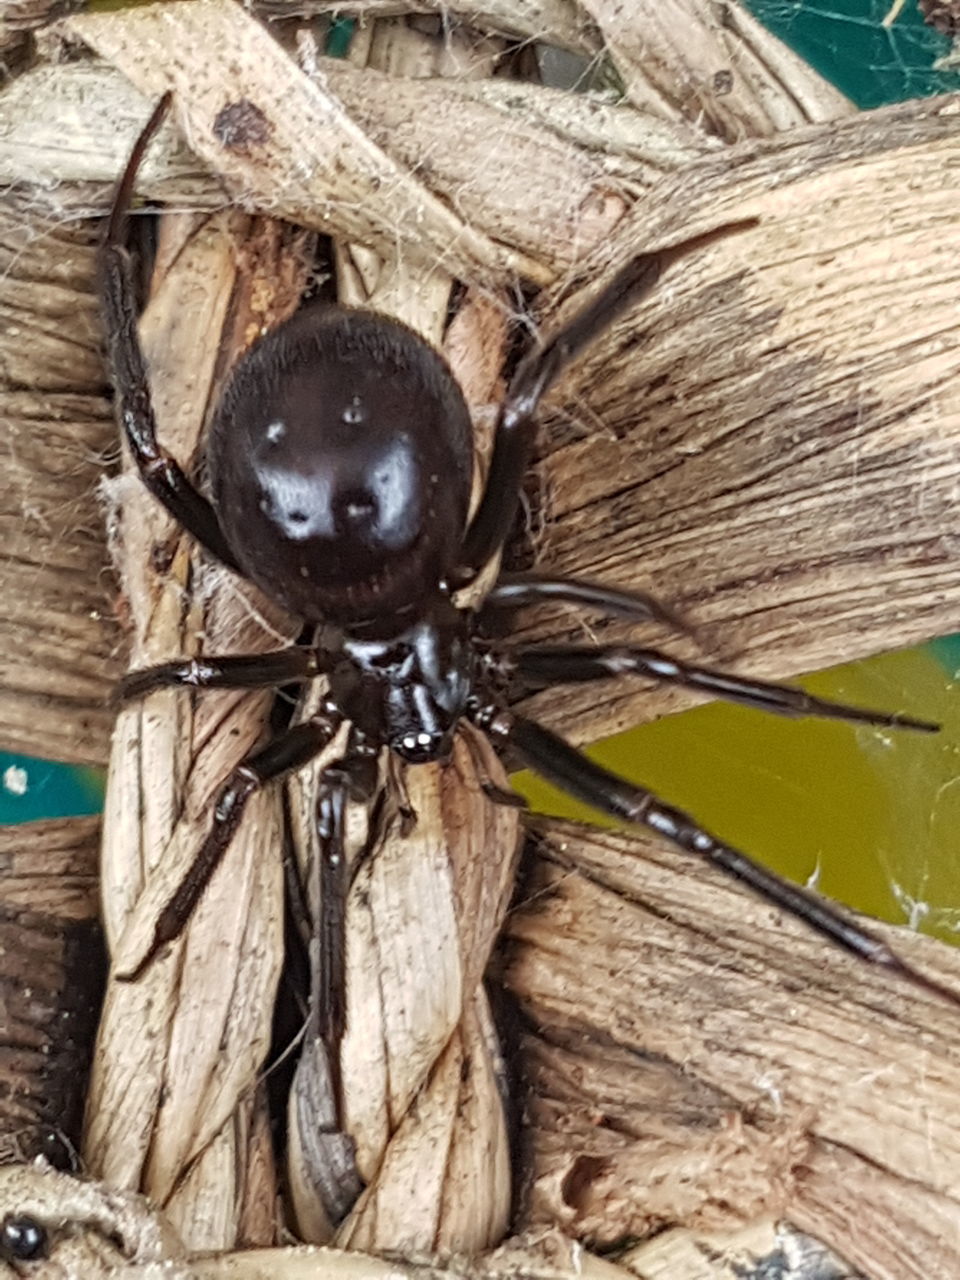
[1,1215,49,1263]
[150,540,175,574]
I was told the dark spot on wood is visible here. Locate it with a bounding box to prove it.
[560,1153,610,1210]
[713,69,734,96]
[213,99,272,152]
[150,539,175,575]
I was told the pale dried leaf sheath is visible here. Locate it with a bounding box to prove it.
[284,638,520,1253]
[116,1227,847,1279]
[513,95,960,746]
[581,0,853,138]
[622,1220,861,1280]
[309,58,687,271]
[506,820,960,1280]
[0,1163,852,1280]
[259,0,604,58]
[328,732,518,1254]
[0,59,709,228]
[84,209,310,1251]
[68,0,546,286]
[20,5,957,1274]
[0,196,121,766]
[0,63,217,202]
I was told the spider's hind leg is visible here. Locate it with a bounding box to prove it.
[503,712,960,1010]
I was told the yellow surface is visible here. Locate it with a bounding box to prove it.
[515,646,960,943]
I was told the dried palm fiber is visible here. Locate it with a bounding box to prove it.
[0,188,120,766]
[1,0,960,1278]
[0,1164,871,1278]
[0,1162,894,1280]
[506,819,960,1280]
[0,816,102,1166]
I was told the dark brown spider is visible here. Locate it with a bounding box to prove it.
[102,95,957,1057]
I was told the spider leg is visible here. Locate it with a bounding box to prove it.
[117,647,321,702]
[287,733,378,1227]
[101,93,240,571]
[121,711,342,980]
[481,572,690,635]
[512,644,939,733]
[503,712,960,1009]
[452,221,756,586]
[312,737,380,1073]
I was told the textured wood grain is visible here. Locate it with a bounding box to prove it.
[84,210,310,1251]
[509,94,960,749]
[69,1,548,285]
[0,816,102,1167]
[0,58,709,207]
[580,0,853,137]
[3,3,958,1275]
[283,22,522,1256]
[6,35,957,771]
[0,197,121,766]
[504,819,960,1280]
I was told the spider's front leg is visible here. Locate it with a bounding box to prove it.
[116,647,321,702]
[481,572,691,635]
[310,735,381,1071]
[101,93,239,571]
[452,222,756,587]
[119,710,342,980]
[289,732,380,1226]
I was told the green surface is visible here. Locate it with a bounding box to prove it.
[516,646,960,942]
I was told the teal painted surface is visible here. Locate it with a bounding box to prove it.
[745,0,960,107]
[0,751,105,826]
[325,17,356,59]
[931,634,960,676]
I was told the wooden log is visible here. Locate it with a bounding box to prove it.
[503,818,960,1280]
[0,196,121,765]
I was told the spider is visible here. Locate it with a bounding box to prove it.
[102,95,957,1044]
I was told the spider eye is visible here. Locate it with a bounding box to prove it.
[394,729,445,763]
[1,1214,49,1262]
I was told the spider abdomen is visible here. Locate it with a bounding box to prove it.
[208,305,474,629]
